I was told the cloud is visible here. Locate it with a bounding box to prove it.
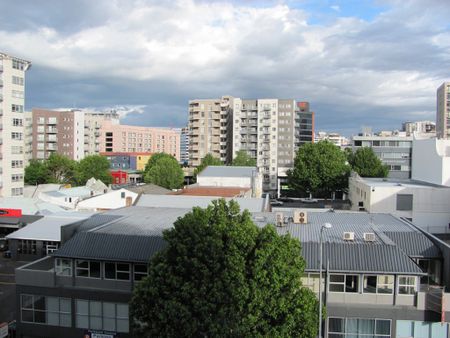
[331,5,340,12]
[2,0,450,135]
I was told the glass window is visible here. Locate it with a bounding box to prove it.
[76,260,101,278]
[330,274,358,293]
[55,258,72,276]
[329,317,391,338]
[21,294,72,327]
[398,276,416,294]
[134,264,148,281]
[75,299,129,333]
[364,275,394,294]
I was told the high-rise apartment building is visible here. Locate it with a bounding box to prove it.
[100,121,180,160]
[402,120,435,136]
[84,110,120,157]
[437,82,450,139]
[31,108,85,161]
[0,52,31,197]
[188,96,315,193]
[179,126,190,165]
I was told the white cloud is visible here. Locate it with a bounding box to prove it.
[2,0,450,134]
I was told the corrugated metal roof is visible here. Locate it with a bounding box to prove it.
[52,208,438,274]
[199,166,257,178]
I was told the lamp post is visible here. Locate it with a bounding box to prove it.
[318,222,332,338]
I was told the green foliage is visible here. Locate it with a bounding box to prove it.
[144,153,184,189]
[45,153,78,184]
[231,150,257,167]
[193,153,222,180]
[347,147,389,178]
[24,159,50,185]
[76,155,112,185]
[287,140,350,196]
[130,200,319,338]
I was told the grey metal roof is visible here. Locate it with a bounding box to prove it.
[136,195,264,212]
[199,166,257,178]
[52,208,437,274]
[124,184,171,195]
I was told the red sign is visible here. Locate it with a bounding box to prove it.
[0,209,22,218]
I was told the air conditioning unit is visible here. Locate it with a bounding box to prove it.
[276,212,284,227]
[293,210,308,224]
[364,232,376,242]
[343,232,355,241]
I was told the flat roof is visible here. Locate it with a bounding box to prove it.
[199,166,257,178]
[357,177,449,189]
[171,186,251,197]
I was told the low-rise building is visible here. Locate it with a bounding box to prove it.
[14,207,450,337]
[76,188,137,211]
[412,138,450,186]
[101,152,151,171]
[348,173,450,234]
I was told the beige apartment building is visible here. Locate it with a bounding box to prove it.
[188,96,314,193]
[0,52,31,197]
[83,110,120,157]
[437,82,450,139]
[99,120,180,160]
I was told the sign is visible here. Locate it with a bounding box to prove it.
[0,322,8,338]
[85,330,116,338]
[0,209,22,218]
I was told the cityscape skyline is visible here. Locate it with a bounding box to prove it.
[2,0,450,136]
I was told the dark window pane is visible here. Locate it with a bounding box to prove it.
[22,310,34,322]
[376,319,391,335]
[105,263,116,279]
[134,264,147,273]
[117,272,130,280]
[329,284,345,292]
[34,310,46,323]
[330,275,345,283]
[364,276,377,293]
[358,319,374,334]
[117,263,130,272]
[34,296,46,311]
[90,261,101,278]
[346,275,358,293]
[77,260,88,269]
[329,318,344,333]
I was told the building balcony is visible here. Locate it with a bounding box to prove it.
[46,127,58,133]
[16,256,56,288]
[0,79,3,87]
[47,118,57,125]
[47,137,57,142]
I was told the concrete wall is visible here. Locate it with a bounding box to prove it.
[197,176,252,188]
[412,138,450,186]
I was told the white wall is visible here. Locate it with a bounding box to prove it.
[77,189,138,211]
[73,110,85,160]
[412,138,450,186]
[197,176,252,188]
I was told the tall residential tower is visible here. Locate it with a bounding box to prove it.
[0,52,31,197]
[437,82,450,139]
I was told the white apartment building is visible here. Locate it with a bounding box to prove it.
[315,131,350,148]
[83,110,119,157]
[189,97,314,194]
[0,52,31,197]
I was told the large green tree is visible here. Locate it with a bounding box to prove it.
[193,153,222,179]
[231,150,257,167]
[287,140,350,197]
[76,155,112,185]
[130,200,319,338]
[24,159,50,185]
[45,153,78,185]
[144,153,184,189]
[347,147,389,178]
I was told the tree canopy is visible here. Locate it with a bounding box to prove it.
[231,150,257,167]
[24,159,50,185]
[76,155,112,185]
[144,153,184,189]
[45,153,78,185]
[287,140,350,197]
[130,199,319,338]
[347,147,389,178]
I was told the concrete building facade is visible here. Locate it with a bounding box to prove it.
[189,96,315,194]
[0,52,31,197]
[83,111,120,157]
[179,126,189,165]
[351,132,413,179]
[437,82,450,139]
[100,120,180,161]
[412,138,450,187]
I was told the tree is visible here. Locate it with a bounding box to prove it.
[24,160,50,185]
[144,153,184,189]
[347,147,389,178]
[131,200,319,337]
[231,150,257,166]
[193,153,222,179]
[76,155,112,185]
[45,153,78,184]
[287,140,350,197]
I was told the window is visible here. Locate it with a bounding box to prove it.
[12,118,23,126]
[104,262,130,280]
[363,275,394,294]
[398,276,416,294]
[11,132,23,140]
[301,273,322,292]
[329,317,391,337]
[76,300,129,333]
[396,320,448,338]
[11,146,23,154]
[134,264,148,281]
[21,294,71,327]
[76,260,101,278]
[13,60,25,70]
[329,274,359,293]
[397,194,413,211]
[12,90,24,99]
[11,174,23,182]
[12,187,23,196]
[55,258,72,276]
[11,104,24,113]
[12,75,24,85]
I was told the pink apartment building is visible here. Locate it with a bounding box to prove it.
[100,120,180,161]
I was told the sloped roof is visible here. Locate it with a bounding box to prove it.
[53,208,435,274]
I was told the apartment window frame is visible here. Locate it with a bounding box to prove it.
[328,317,391,337]
[21,294,71,327]
[398,275,417,295]
[133,264,148,281]
[104,262,131,281]
[75,260,101,279]
[55,258,73,276]
[329,274,359,293]
[363,275,394,294]
[76,299,129,333]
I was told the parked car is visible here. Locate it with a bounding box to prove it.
[270,200,284,206]
[300,197,319,203]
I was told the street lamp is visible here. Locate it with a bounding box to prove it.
[318,222,332,338]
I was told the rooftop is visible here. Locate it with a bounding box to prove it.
[171,186,251,197]
[199,166,257,178]
[53,207,436,275]
[357,177,449,189]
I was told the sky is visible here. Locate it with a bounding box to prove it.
[1,0,450,137]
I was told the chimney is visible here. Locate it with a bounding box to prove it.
[125,196,132,207]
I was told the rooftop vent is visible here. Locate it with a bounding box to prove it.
[363,232,376,242]
[343,232,355,241]
[293,210,308,224]
[276,212,284,227]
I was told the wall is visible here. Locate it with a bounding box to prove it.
[412,138,450,186]
[197,176,252,188]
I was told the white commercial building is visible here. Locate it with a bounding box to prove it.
[0,52,31,197]
[412,138,450,186]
